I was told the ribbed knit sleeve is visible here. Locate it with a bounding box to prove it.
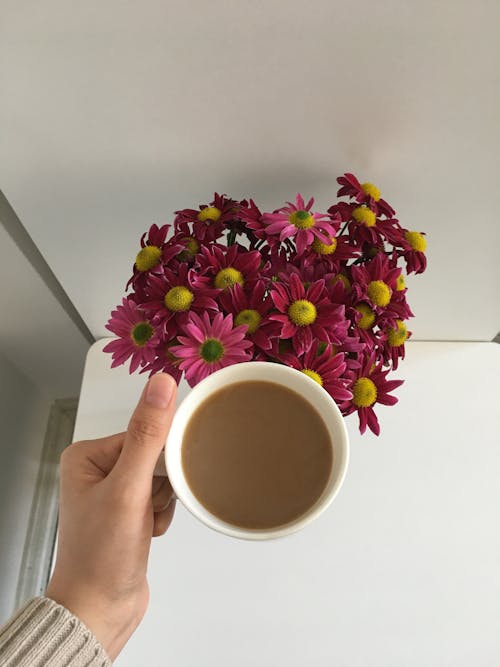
[0,597,112,666]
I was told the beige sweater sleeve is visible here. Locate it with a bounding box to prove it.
[0,597,112,666]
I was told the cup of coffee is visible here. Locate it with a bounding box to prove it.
[165,361,349,540]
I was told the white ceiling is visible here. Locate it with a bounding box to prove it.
[1,0,499,340]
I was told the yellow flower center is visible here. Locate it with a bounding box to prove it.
[131,322,154,347]
[289,210,315,230]
[135,245,161,272]
[353,377,377,407]
[331,273,351,291]
[214,267,244,290]
[396,274,406,291]
[367,280,391,307]
[164,286,194,312]
[200,338,224,362]
[352,206,376,227]
[387,320,408,347]
[301,369,323,386]
[235,309,261,334]
[361,182,381,202]
[405,231,427,252]
[198,206,222,222]
[356,303,375,329]
[288,299,317,327]
[312,236,337,255]
[183,236,199,255]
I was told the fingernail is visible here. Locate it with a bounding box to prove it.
[145,374,175,409]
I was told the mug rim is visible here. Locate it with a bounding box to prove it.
[165,361,350,540]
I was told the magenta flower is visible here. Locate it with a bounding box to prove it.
[398,230,427,274]
[340,352,404,436]
[195,243,261,291]
[270,273,348,355]
[127,224,182,290]
[140,340,183,384]
[141,263,219,335]
[378,319,411,370]
[263,194,337,255]
[219,281,281,351]
[283,342,353,404]
[174,193,238,243]
[104,298,159,373]
[336,173,395,218]
[171,311,252,386]
[351,253,401,313]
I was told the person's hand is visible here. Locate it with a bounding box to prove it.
[46,373,177,661]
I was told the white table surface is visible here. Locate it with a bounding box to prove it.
[72,341,500,667]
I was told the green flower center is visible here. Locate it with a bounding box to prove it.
[214,267,244,290]
[289,210,315,230]
[367,280,391,307]
[288,299,317,326]
[200,338,224,362]
[131,322,154,347]
[135,246,161,272]
[353,377,377,407]
[164,286,194,312]
[235,309,261,334]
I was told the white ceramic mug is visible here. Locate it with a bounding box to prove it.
[164,361,349,540]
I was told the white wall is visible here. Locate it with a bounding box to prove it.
[0,352,50,620]
[0,0,499,342]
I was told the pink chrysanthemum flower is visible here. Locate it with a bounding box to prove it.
[350,253,401,314]
[104,298,159,373]
[171,311,252,386]
[336,173,395,218]
[263,194,337,255]
[399,230,427,274]
[127,224,181,290]
[270,273,348,355]
[195,244,261,291]
[281,342,353,404]
[378,319,412,370]
[174,193,237,243]
[140,339,183,384]
[328,201,404,248]
[141,263,219,335]
[341,352,404,436]
[219,281,281,351]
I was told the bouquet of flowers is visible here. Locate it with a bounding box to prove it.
[105,173,427,435]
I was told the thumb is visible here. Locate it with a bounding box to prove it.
[114,373,177,487]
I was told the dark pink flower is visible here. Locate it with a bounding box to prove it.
[283,342,352,404]
[341,352,404,436]
[269,273,348,355]
[378,319,412,370]
[104,298,159,373]
[350,253,401,314]
[141,263,219,335]
[263,194,337,255]
[195,244,261,291]
[127,224,182,290]
[171,311,252,386]
[219,281,281,351]
[174,193,238,243]
[140,339,183,384]
[336,173,395,218]
[398,230,427,274]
